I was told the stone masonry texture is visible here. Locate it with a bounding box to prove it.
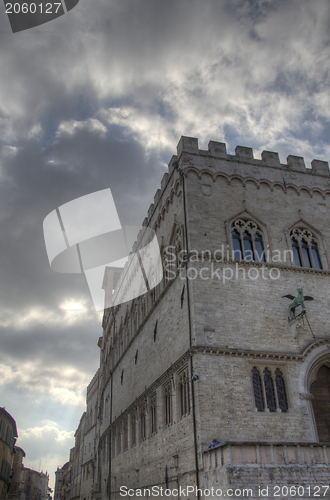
[67,136,330,500]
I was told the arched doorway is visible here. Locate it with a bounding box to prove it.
[310,365,330,442]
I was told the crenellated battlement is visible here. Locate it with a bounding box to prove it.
[176,136,330,174]
[143,135,330,230]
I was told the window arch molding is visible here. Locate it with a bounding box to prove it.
[250,362,289,413]
[225,210,271,262]
[285,219,328,270]
[299,344,330,442]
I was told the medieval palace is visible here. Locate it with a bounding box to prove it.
[61,136,330,499]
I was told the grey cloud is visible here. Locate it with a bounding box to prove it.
[1,0,330,487]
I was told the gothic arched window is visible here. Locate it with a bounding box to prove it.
[275,369,288,413]
[116,424,121,455]
[139,404,146,441]
[179,370,190,417]
[131,412,136,446]
[164,382,172,425]
[252,367,265,412]
[150,394,157,435]
[252,366,289,413]
[123,418,128,451]
[231,219,265,262]
[290,227,322,269]
[232,229,242,256]
[264,368,276,412]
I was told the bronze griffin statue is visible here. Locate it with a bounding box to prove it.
[283,287,314,321]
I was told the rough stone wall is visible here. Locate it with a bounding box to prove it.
[193,352,312,445]
[71,413,85,500]
[80,372,99,500]
[71,136,330,500]
[177,137,330,451]
[111,276,190,418]
[203,443,330,499]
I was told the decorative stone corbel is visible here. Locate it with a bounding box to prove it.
[299,392,314,400]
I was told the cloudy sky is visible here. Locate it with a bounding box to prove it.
[1,0,330,489]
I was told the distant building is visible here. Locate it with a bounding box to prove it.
[20,468,41,500]
[60,463,68,500]
[54,467,63,500]
[0,408,18,500]
[39,473,49,500]
[8,447,25,500]
[54,463,68,500]
[68,414,84,500]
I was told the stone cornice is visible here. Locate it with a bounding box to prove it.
[181,255,330,274]
[194,338,330,361]
[182,167,330,199]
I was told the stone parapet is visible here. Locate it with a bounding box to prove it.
[175,135,330,175]
[203,441,330,468]
[203,442,330,499]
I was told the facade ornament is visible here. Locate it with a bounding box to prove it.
[204,329,216,345]
[299,392,314,400]
[283,287,314,321]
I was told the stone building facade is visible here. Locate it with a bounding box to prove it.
[20,468,42,500]
[54,463,68,500]
[68,136,330,499]
[69,414,85,500]
[0,408,18,500]
[8,447,25,500]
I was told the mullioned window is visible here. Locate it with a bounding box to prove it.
[252,366,288,413]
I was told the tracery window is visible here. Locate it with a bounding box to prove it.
[116,424,121,455]
[112,427,116,456]
[139,404,146,441]
[123,418,128,451]
[252,366,288,413]
[150,394,157,434]
[179,370,190,417]
[264,368,276,412]
[252,367,265,412]
[275,369,288,412]
[290,227,322,269]
[231,219,265,262]
[164,382,172,425]
[131,412,136,446]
